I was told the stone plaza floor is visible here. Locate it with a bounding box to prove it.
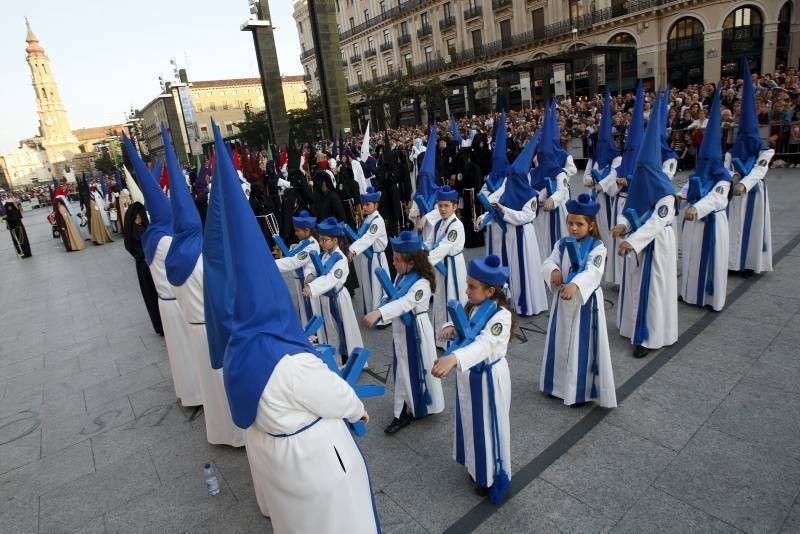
[1,169,800,533]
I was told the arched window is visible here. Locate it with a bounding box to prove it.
[607,33,637,93]
[667,17,704,88]
[721,6,764,76]
[776,2,792,70]
[41,87,48,100]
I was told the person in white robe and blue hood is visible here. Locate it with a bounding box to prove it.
[408,125,441,243]
[478,110,510,262]
[211,121,380,533]
[727,59,774,274]
[678,85,732,311]
[123,135,203,407]
[162,124,244,447]
[612,89,679,358]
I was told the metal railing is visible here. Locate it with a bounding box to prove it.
[439,16,456,30]
[492,0,512,9]
[380,41,394,52]
[300,49,315,60]
[464,5,483,19]
[417,25,433,38]
[350,53,362,63]
[364,48,377,59]
[398,33,412,46]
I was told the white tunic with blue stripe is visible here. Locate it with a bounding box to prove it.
[246,353,380,533]
[350,212,391,318]
[309,248,364,362]
[540,239,616,407]
[679,180,730,311]
[276,237,322,328]
[478,182,506,262]
[449,307,512,490]
[427,214,468,349]
[378,277,444,418]
[531,173,569,262]
[582,156,622,284]
[617,195,679,349]
[726,149,773,273]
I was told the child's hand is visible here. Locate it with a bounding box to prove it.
[302,285,312,298]
[733,183,746,196]
[438,325,456,343]
[684,206,698,221]
[308,335,318,344]
[611,224,627,238]
[347,250,354,262]
[304,274,315,284]
[432,355,458,378]
[542,198,555,212]
[362,310,382,327]
[616,177,628,188]
[559,282,579,301]
[491,202,504,214]
[360,409,369,425]
[416,219,426,232]
[551,269,563,287]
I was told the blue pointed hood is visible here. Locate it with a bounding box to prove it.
[161,124,202,286]
[731,59,764,163]
[616,80,645,185]
[122,134,172,265]
[625,87,675,222]
[486,111,509,192]
[114,169,124,191]
[594,92,618,169]
[214,120,314,429]
[449,114,463,143]
[501,129,539,210]
[203,143,233,370]
[695,84,732,187]
[660,85,678,162]
[530,101,562,190]
[417,125,439,201]
[550,100,570,164]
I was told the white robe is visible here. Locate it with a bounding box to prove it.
[427,214,468,349]
[276,237,322,329]
[531,173,569,261]
[496,195,548,317]
[147,237,203,406]
[378,277,444,418]
[309,248,364,363]
[408,202,440,244]
[540,239,616,407]
[617,195,679,349]
[246,353,379,533]
[679,180,730,311]
[448,307,512,490]
[726,149,774,273]
[171,257,245,447]
[351,159,369,195]
[478,182,506,262]
[582,157,623,284]
[350,212,391,318]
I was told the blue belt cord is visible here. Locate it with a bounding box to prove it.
[633,242,654,346]
[696,211,717,304]
[267,417,322,437]
[475,359,510,505]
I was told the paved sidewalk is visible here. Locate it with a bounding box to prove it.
[1,169,799,533]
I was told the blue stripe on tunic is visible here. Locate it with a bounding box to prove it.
[469,368,487,487]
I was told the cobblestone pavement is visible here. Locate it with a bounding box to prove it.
[1,170,799,533]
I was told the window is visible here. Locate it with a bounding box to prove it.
[200,125,209,140]
[368,37,375,50]
[723,6,762,29]
[387,59,394,74]
[569,0,583,27]
[379,0,386,14]
[371,65,378,79]
[401,21,409,37]
[353,43,360,55]
[403,53,413,72]
[210,102,216,111]
[532,8,545,37]
[443,1,452,18]
[341,49,346,61]
[232,89,237,96]
[499,19,511,45]
[223,101,229,110]
[226,123,234,135]
[364,9,369,21]
[197,103,203,112]
[383,29,391,44]
[447,38,456,56]
[469,0,479,8]
[335,0,340,12]
[424,45,433,63]
[472,29,482,50]
[219,90,225,96]
[357,71,363,84]
[298,22,303,34]
[421,11,430,27]
[349,17,355,29]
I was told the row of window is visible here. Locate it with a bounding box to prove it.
[192,87,262,99]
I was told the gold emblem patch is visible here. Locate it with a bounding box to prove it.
[490,323,503,336]
[369,224,378,234]
[414,289,424,301]
[447,230,457,242]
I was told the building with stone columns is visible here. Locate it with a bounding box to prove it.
[293,0,797,125]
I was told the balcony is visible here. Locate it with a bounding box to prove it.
[380,41,393,52]
[439,16,456,30]
[300,49,315,60]
[464,5,483,20]
[492,0,512,9]
[417,25,433,39]
[398,33,412,47]
[341,58,348,67]
[364,48,377,59]
[350,53,362,63]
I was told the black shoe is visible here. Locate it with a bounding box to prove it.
[633,345,650,358]
[384,416,412,434]
[474,484,490,497]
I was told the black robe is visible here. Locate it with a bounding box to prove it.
[123,203,163,335]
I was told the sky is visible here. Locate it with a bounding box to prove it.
[0,0,303,153]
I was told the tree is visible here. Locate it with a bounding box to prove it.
[287,94,323,143]
[94,151,116,176]
[236,106,271,147]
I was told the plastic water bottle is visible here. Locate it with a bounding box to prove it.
[204,463,220,496]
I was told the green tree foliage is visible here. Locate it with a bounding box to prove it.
[94,151,117,176]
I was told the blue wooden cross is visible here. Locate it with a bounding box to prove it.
[591,166,611,184]
[562,236,593,282]
[374,267,416,327]
[342,224,374,259]
[444,299,498,355]
[313,344,384,436]
[309,250,340,276]
[272,234,291,257]
[414,193,435,217]
[732,156,756,178]
[477,191,507,232]
[303,315,325,338]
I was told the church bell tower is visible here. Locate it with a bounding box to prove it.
[25,18,79,168]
